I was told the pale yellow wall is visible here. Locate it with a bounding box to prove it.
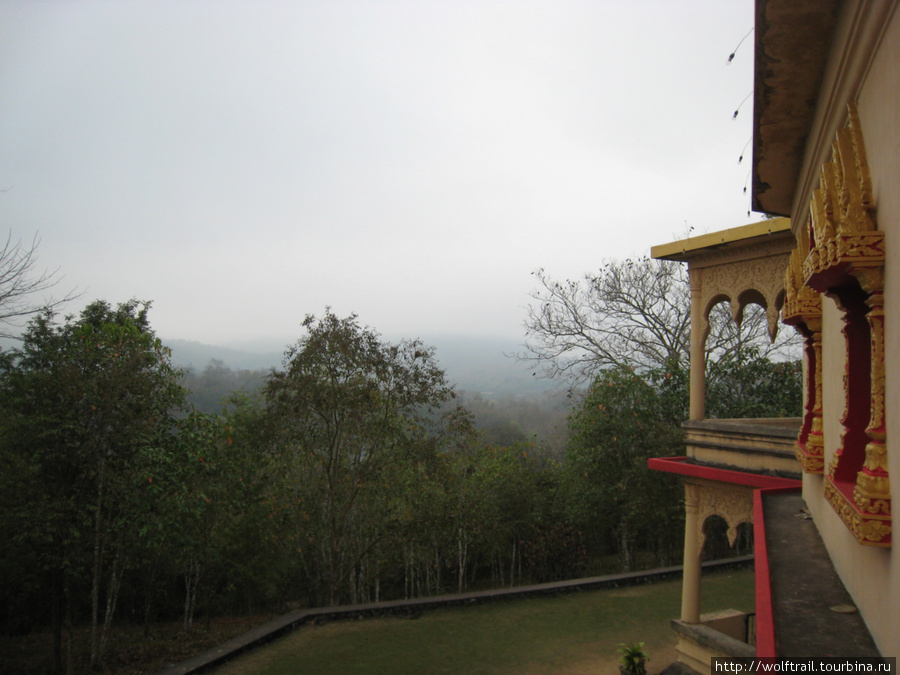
[808,292,896,655]
[801,7,900,655]
[856,7,900,652]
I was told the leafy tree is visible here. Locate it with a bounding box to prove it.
[478,444,573,585]
[706,347,803,419]
[563,353,801,572]
[0,299,186,671]
[263,310,462,605]
[522,257,802,572]
[217,392,291,624]
[563,364,686,571]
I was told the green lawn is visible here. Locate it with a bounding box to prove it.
[214,568,754,675]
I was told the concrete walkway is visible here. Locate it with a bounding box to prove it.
[155,557,752,675]
[763,492,880,657]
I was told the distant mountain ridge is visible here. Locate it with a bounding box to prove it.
[164,335,558,398]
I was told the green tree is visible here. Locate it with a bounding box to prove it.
[564,354,802,573]
[522,258,802,573]
[0,299,187,671]
[263,310,460,605]
[564,364,686,572]
[706,346,803,419]
[218,392,290,625]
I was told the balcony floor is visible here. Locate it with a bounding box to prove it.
[762,491,880,657]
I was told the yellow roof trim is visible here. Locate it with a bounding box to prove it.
[651,218,792,261]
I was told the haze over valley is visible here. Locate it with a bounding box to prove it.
[167,333,558,398]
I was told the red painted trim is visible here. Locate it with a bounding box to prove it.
[647,456,801,490]
[753,488,778,657]
[753,486,801,657]
[649,456,803,656]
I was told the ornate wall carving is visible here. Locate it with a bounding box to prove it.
[783,248,825,473]
[698,255,789,344]
[696,484,754,551]
[794,102,890,547]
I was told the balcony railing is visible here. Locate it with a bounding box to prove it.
[682,417,802,480]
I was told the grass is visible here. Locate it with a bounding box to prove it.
[214,567,754,675]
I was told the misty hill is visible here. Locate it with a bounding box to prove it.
[164,335,559,398]
[165,339,282,372]
[422,334,558,397]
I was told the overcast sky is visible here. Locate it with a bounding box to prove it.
[1,0,758,350]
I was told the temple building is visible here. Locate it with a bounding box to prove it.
[648,0,898,671]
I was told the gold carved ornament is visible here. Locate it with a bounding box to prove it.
[783,246,825,474]
[700,255,789,343]
[798,102,889,546]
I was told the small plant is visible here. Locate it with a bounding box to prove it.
[618,641,649,675]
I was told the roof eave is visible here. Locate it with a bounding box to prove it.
[750,0,843,217]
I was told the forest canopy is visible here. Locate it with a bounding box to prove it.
[0,253,802,673]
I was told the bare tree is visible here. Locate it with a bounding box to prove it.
[519,257,798,390]
[0,233,78,338]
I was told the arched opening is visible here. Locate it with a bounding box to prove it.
[702,516,753,560]
[703,298,802,420]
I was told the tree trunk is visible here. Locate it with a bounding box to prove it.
[183,557,201,630]
[99,547,125,665]
[329,534,340,606]
[404,545,410,599]
[64,578,74,675]
[457,527,467,594]
[90,458,106,669]
[142,565,156,640]
[98,549,125,663]
[434,545,441,595]
[619,524,632,573]
[51,571,62,675]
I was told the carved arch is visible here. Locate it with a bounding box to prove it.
[695,484,754,551]
[698,256,788,343]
